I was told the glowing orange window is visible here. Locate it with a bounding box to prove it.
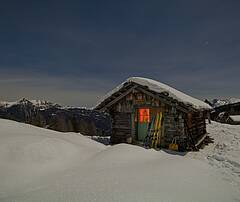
[139,108,150,123]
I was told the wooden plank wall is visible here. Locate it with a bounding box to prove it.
[111,112,132,144]
[186,112,207,147]
[162,107,187,148]
[107,89,207,150]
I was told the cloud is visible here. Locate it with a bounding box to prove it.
[0,0,240,105]
[0,71,116,107]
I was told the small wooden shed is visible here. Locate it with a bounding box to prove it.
[95,77,212,151]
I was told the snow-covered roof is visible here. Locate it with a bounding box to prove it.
[229,115,240,122]
[96,77,212,110]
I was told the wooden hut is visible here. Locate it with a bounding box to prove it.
[95,77,212,151]
[215,112,240,125]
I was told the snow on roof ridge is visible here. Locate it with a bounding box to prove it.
[128,77,211,110]
[96,77,212,110]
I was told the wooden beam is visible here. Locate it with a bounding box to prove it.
[135,86,190,113]
[95,82,134,110]
[99,85,137,111]
[195,133,207,147]
[135,82,199,112]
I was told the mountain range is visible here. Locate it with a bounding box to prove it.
[205,98,240,108]
[0,98,111,136]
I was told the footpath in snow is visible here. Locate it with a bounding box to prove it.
[189,121,240,187]
[0,119,239,202]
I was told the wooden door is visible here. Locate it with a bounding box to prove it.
[137,108,150,141]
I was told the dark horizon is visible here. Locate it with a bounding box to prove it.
[1,0,240,107]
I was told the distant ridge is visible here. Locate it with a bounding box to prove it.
[0,98,111,136]
[205,98,240,108]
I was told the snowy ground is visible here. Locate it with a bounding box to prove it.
[0,119,239,202]
[189,122,240,187]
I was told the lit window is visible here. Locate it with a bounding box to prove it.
[139,108,150,123]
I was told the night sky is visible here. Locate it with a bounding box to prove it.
[0,0,240,107]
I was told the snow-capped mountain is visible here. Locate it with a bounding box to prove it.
[212,98,240,108]
[0,98,111,136]
[206,98,240,108]
[0,98,61,109]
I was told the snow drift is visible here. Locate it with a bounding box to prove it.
[0,119,239,202]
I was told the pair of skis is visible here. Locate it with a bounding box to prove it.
[151,112,163,148]
[144,112,163,149]
[144,116,155,148]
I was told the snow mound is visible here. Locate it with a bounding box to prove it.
[96,77,211,110]
[0,136,79,164]
[0,119,239,202]
[0,119,105,199]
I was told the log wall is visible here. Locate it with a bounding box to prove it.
[161,107,187,149]
[111,112,132,144]
[106,88,207,150]
[186,112,206,146]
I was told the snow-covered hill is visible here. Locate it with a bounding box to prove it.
[0,119,239,202]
